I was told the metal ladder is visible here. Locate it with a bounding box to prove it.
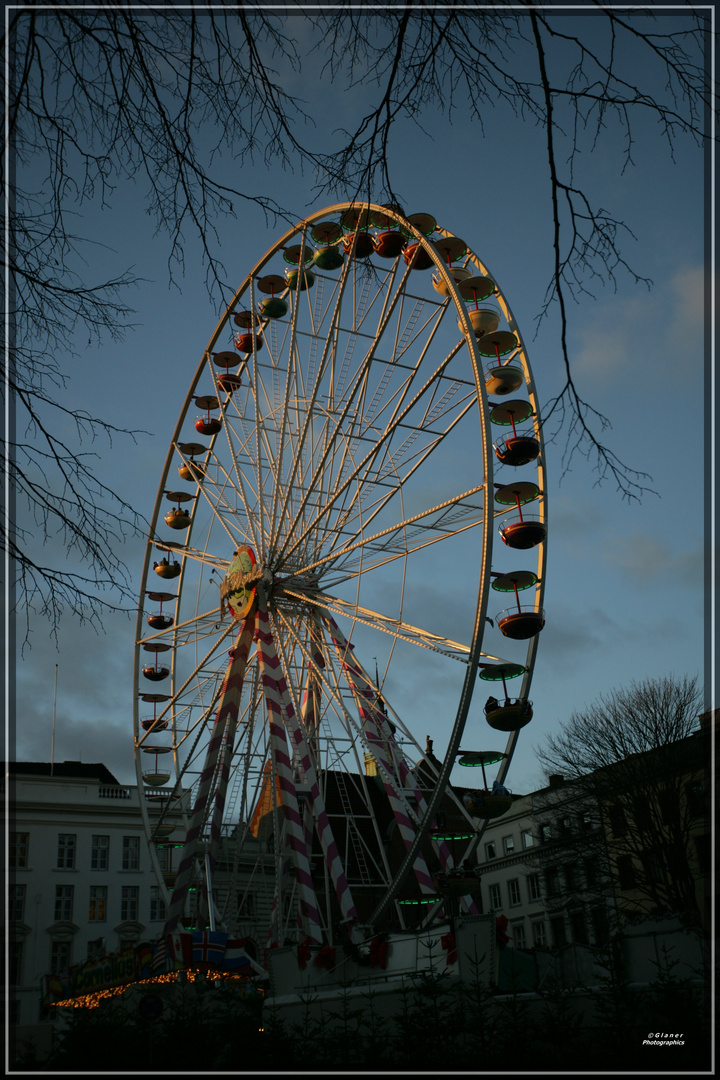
[335,771,374,886]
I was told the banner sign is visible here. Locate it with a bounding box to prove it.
[43,945,141,1003]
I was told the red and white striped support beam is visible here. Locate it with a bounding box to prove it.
[323,615,438,900]
[164,608,256,933]
[290,662,362,942]
[324,618,479,916]
[256,593,323,944]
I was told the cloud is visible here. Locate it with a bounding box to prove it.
[603,531,704,587]
[570,264,704,386]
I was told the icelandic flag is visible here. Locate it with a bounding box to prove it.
[224,936,252,972]
[191,930,228,967]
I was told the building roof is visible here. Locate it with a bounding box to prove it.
[4,761,123,785]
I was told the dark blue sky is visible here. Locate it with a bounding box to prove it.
[13,10,708,796]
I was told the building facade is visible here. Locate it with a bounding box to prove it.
[6,762,185,1040]
[473,715,713,947]
[473,781,611,952]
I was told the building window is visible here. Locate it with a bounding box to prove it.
[657,790,677,823]
[532,921,546,947]
[550,916,567,947]
[57,834,76,869]
[489,883,502,910]
[508,879,521,906]
[527,874,541,902]
[156,845,171,872]
[545,868,561,897]
[640,850,663,884]
[521,829,534,849]
[686,781,705,818]
[54,885,74,922]
[570,910,588,945]
[485,841,497,861]
[584,858,599,888]
[237,891,256,919]
[591,906,609,944]
[564,863,577,891]
[579,811,593,831]
[617,855,636,889]
[608,805,627,838]
[512,922,527,949]
[121,886,139,921]
[502,835,515,855]
[10,832,29,869]
[539,823,553,844]
[91,835,109,870]
[150,886,166,922]
[634,800,653,831]
[9,942,23,985]
[87,938,106,960]
[89,886,107,922]
[9,884,26,922]
[694,834,711,874]
[122,836,140,871]
[559,816,572,836]
[51,941,71,974]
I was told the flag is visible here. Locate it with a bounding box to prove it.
[224,936,252,972]
[42,971,69,1004]
[167,931,193,969]
[191,930,228,967]
[151,937,169,974]
[134,941,154,979]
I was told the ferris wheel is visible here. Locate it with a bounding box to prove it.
[132,202,548,949]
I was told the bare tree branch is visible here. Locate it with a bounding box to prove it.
[4,4,711,635]
[537,675,706,925]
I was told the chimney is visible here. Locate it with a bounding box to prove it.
[548,774,564,788]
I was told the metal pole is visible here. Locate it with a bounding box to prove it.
[204,851,216,932]
[50,664,58,776]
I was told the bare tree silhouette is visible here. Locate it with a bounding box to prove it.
[537,675,707,927]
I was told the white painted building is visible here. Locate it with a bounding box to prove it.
[474,777,610,951]
[6,759,279,1060]
[6,761,186,1046]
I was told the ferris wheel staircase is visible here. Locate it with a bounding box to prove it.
[334,771,375,887]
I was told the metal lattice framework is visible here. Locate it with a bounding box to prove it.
[132,202,548,945]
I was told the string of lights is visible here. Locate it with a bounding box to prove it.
[50,970,264,1009]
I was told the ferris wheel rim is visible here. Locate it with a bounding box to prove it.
[132,201,547,939]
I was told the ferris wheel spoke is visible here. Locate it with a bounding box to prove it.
[303,345,469,558]
[279,338,468,569]
[268,247,359,559]
[273,257,419,566]
[267,249,314,557]
[199,452,262,553]
[291,484,486,587]
[320,389,479,558]
[304,296,450,543]
[284,587,476,663]
[177,447,255,554]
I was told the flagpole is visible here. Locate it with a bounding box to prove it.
[50,664,58,777]
[204,852,216,932]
